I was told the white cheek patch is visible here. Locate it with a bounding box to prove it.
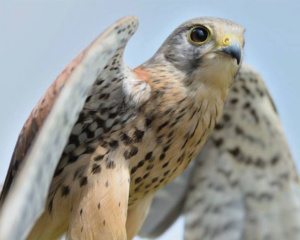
[204,52,217,61]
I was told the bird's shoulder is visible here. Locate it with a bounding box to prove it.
[0,17,151,205]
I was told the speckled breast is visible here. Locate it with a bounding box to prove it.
[120,100,218,206]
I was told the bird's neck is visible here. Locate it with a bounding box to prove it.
[135,61,229,115]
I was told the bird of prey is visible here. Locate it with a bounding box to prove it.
[140,65,300,240]
[0,16,244,240]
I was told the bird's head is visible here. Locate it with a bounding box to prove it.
[150,17,245,99]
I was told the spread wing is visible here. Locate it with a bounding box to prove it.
[140,65,300,240]
[0,16,150,240]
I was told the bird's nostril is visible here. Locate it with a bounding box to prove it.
[223,37,231,46]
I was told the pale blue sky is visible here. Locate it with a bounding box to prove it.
[0,1,300,239]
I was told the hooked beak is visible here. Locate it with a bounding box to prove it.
[221,43,242,65]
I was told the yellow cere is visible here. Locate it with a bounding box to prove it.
[222,35,231,46]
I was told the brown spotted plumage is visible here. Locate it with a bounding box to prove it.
[0,17,244,240]
[140,65,300,240]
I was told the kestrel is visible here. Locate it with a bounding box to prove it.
[140,65,300,240]
[0,16,244,240]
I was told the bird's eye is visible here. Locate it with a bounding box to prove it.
[189,26,210,45]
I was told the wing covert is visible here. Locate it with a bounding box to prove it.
[0,16,150,240]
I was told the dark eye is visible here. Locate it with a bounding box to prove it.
[189,26,210,44]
